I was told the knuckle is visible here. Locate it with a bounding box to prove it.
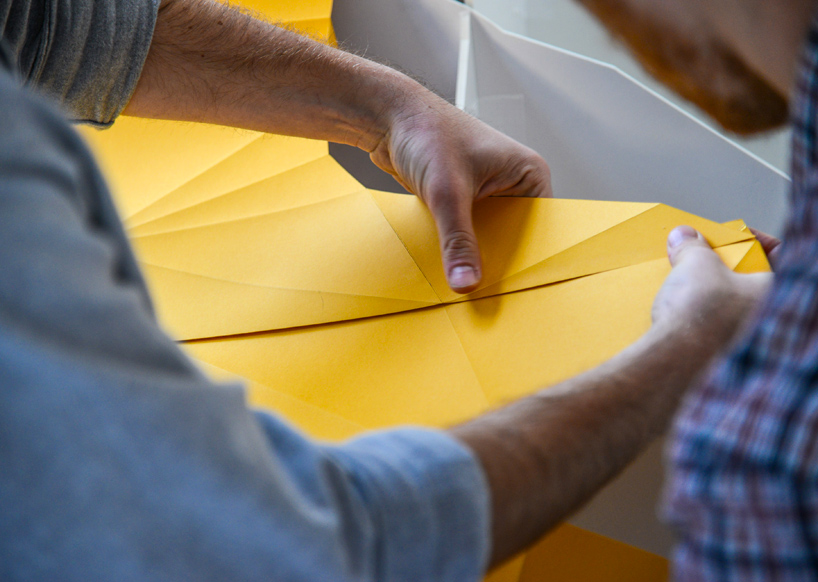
[670,243,715,269]
[427,177,466,202]
[442,230,479,261]
[513,157,552,198]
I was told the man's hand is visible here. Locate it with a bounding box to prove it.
[652,225,772,343]
[451,226,775,569]
[370,98,551,292]
[124,0,551,294]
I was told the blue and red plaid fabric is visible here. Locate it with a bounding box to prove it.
[663,13,818,581]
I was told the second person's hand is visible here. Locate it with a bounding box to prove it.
[652,226,773,348]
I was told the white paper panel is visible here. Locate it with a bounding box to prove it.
[332,0,466,102]
[468,12,789,235]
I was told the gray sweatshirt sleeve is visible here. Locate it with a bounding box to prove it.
[0,0,159,124]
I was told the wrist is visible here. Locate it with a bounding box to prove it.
[652,277,765,356]
[348,63,435,153]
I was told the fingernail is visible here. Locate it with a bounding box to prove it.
[449,265,478,289]
[668,225,698,249]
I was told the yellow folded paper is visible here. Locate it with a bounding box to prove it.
[177,187,763,582]
[125,188,755,340]
[126,135,330,231]
[184,236,763,427]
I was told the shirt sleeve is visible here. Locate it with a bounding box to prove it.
[0,69,490,581]
[254,413,491,581]
[0,0,159,124]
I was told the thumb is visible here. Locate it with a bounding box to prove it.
[667,225,712,266]
[432,199,483,293]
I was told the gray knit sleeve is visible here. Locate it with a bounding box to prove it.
[0,0,159,125]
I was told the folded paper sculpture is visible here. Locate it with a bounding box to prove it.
[179,201,764,429]
[77,0,775,580]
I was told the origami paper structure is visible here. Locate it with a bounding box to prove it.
[77,0,779,580]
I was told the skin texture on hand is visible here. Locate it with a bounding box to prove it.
[124,0,551,293]
[451,226,772,569]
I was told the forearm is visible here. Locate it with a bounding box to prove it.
[451,319,728,568]
[124,0,429,151]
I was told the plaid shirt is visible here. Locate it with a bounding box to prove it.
[663,13,818,581]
